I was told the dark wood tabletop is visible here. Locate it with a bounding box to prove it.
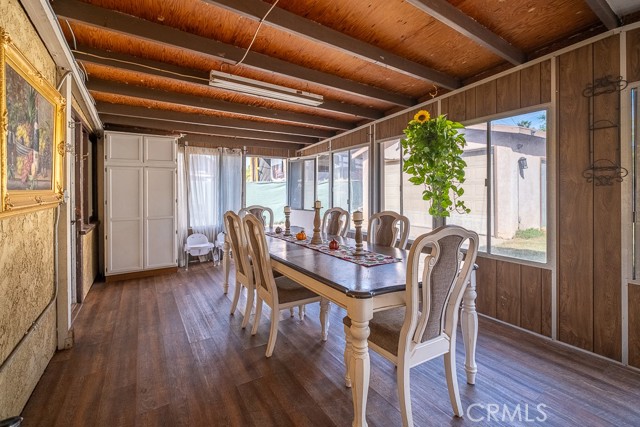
[265,233,409,299]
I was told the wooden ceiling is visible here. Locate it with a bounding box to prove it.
[50,0,632,151]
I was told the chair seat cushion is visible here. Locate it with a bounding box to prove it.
[275,276,319,304]
[343,307,406,356]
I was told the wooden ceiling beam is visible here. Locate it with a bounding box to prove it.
[96,103,320,144]
[583,0,620,30]
[405,0,525,65]
[180,133,298,156]
[74,49,383,120]
[204,0,460,90]
[100,114,307,149]
[96,101,334,139]
[87,78,353,130]
[53,0,415,107]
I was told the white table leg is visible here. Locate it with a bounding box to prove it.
[348,304,372,427]
[319,299,330,341]
[223,238,230,294]
[461,268,478,385]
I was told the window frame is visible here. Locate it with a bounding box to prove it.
[287,156,317,210]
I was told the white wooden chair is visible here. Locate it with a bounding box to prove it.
[367,210,410,248]
[243,213,330,357]
[322,207,350,237]
[224,211,255,329]
[343,225,479,426]
[184,233,215,271]
[239,205,274,229]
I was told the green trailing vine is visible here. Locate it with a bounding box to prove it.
[400,110,470,218]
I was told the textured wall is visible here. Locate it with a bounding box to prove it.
[80,227,98,300]
[0,0,59,419]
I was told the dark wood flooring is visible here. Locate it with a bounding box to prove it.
[21,262,640,426]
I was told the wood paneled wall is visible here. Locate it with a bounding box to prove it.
[296,141,330,157]
[627,28,640,83]
[374,103,437,141]
[629,284,640,369]
[557,35,622,360]
[475,256,552,337]
[331,126,370,151]
[441,60,551,123]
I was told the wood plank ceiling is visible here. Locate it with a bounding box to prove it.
[50,0,626,151]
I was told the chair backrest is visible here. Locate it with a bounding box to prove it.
[367,210,410,248]
[186,233,209,246]
[403,225,478,346]
[322,207,350,236]
[223,211,252,283]
[242,213,277,305]
[239,205,274,228]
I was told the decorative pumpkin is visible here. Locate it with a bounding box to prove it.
[275,226,282,234]
[329,239,340,250]
[296,230,307,240]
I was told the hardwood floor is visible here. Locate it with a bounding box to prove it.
[21,262,640,426]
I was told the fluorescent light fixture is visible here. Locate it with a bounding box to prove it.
[209,71,323,107]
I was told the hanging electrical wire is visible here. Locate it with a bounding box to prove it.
[233,0,279,67]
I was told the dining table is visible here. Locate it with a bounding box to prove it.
[221,231,478,427]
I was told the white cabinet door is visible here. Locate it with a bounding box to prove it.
[106,133,143,163]
[106,166,144,274]
[144,167,177,269]
[144,136,176,164]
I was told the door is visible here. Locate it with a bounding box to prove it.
[145,166,177,269]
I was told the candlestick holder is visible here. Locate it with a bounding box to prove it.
[353,215,364,256]
[284,209,292,236]
[310,205,323,245]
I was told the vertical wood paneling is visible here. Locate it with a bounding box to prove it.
[627,29,640,83]
[475,81,497,118]
[475,256,496,317]
[440,97,450,118]
[540,59,552,104]
[496,72,521,113]
[592,36,622,361]
[520,265,542,334]
[465,88,476,120]
[541,269,553,338]
[332,127,370,150]
[448,91,466,121]
[558,45,594,351]
[496,260,521,326]
[629,284,640,368]
[520,63,541,108]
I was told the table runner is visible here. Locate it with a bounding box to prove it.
[266,232,402,267]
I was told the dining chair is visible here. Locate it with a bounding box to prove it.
[367,210,410,249]
[343,225,479,426]
[243,213,329,357]
[223,211,255,329]
[239,205,274,229]
[322,207,350,237]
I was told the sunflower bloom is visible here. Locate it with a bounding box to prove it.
[414,110,430,123]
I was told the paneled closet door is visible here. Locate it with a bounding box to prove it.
[144,167,177,269]
[106,166,144,274]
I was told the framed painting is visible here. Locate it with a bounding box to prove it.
[1,27,64,216]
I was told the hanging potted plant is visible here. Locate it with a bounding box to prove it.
[401,110,470,228]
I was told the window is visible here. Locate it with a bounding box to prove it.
[246,156,287,224]
[333,146,369,227]
[379,139,431,239]
[288,158,316,210]
[317,154,330,215]
[448,111,547,262]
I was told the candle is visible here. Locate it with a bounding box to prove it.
[284,206,291,213]
[315,200,321,209]
[353,211,363,221]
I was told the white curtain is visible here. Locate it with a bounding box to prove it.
[177,145,189,267]
[221,148,242,215]
[186,146,221,242]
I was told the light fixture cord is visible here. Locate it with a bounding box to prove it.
[234,0,279,67]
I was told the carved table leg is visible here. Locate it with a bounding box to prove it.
[461,269,478,385]
[223,238,230,294]
[349,319,371,427]
[319,298,330,341]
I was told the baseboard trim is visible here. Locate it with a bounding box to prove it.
[105,267,178,283]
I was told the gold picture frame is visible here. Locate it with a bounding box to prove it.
[0,27,64,217]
